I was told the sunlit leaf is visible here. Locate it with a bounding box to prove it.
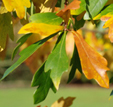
[0,12,14,52]
[45,32,69,90]
[0,32,58,81]
[84,0,108,20]
[72,31,109,88]
[56,0,81,23]
[18,23,63,36]
[51,97,75,107]
[94,4,113,20]
[30,12,63,25]
[3,0,31,19]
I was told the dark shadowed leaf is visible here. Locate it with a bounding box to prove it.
[67,44,82,83]
[31,63,56,104]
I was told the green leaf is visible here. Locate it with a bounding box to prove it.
[12,33,32,60]
[72,0,86,15]
[0,12,14,52]
[84,0,108,20]
[94,4,113,20]
[110,90,113,96]
[67,44,82,83]
[73,15,85,30]
[30,12,63,25]
[45,32,69,90]
[0,32,58,81]
[27,1,36,16]
[31,63,55,104]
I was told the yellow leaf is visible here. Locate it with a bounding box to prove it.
[101,16,113,43]
[51,97,75,107]
[2,0,31,19]
[18,23,64,36]
[72,31,109,88]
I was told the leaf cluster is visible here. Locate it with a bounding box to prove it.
[1,0,113,105]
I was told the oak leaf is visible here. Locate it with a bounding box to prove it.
[2,0,31,19]
[72,31,109,88]
[56,0,81,23]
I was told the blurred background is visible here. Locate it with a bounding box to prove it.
[0,18,113,107]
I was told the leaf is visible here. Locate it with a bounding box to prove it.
[72,31,109,88]
[56,0,81,23]
[0,12,14,52]
[51,97,75,107]
[73,15,85,30]
[0,4,8,14]
[0,32,58,81]
[84,0,108,20]
[94,4,113,20]
[30,12,63,25]
[31,63,56,104]
[0,36,8,60]
[93,4,113,42]
[45,32,69,90]
[110,90,113,96]
[71,0,86,15]
[18,23,63,37]
[20,33,55,74]
[12,33,32,60]
[32,0,57,13]
[68,44,82,83]
[3,0,31,19]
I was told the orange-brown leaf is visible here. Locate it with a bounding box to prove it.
[72,31,109,88]
[56,0,81,23]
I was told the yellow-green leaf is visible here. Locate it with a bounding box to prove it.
[3,0,31,19]
[0,12,14,52]
[18,23,64,37]
[0,4,8,14]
